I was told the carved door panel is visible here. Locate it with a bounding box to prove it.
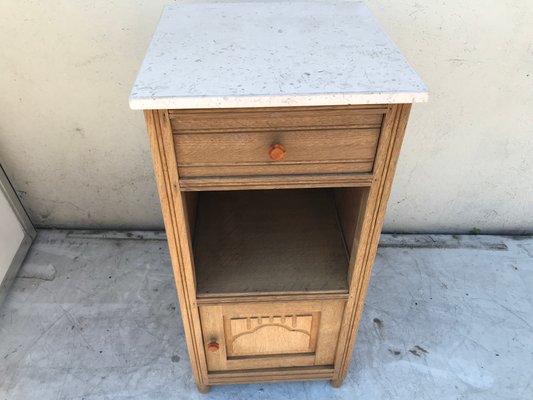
[199,300,345,371]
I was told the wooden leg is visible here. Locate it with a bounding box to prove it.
[330,378,344,388]
[196,384,210,393]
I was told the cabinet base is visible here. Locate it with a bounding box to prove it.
[196,384,210,393]
[205,366,334,386]
[330,378,344,388]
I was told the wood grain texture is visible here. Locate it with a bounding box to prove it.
[193,189,349,296]
[174,128,379,178]
[143,102,413,389]
[173,105,384,186]
[207,366,335,385]
[199,300,345,371]
[178,160,374,178]
[195,292,349,305]
[179,173,374,191]
[331,103,412,386]
[346,189,370,284]
[143,110,209,388]
[169,105,385,133]
[334,187,368,258]
[184,192,198,241]
[227,314,316,356]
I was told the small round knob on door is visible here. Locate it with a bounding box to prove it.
[207,341,220,352]
[269,143,286,161]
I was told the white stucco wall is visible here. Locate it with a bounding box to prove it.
[0,0,532,233]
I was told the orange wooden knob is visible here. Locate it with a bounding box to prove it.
[207,341,219,352]
[269,144,286,161]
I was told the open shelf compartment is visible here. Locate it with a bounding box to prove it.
[186,187,368,298]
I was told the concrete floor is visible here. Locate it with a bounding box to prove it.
[0,231,532,400]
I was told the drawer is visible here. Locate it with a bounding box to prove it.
[199,299,346,372]
[170,107,385,179]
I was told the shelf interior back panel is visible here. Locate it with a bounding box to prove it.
[193,189,350,297]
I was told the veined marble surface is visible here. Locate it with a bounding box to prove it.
[129,1,428,110]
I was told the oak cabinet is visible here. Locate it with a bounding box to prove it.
[130,1,427,392]
[141,104,412,391]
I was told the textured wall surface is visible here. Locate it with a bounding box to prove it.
[0,0,532,232]
[373,0,533,233]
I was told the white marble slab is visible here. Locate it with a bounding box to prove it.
[129,1,428,110]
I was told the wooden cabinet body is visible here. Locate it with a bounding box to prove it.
[143,104,412,391]
[132,1,426,392]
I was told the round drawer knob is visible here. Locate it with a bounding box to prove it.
[269,144,286,161]
[207,341,220,352]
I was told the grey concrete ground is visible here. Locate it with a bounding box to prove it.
[0,230,532,400]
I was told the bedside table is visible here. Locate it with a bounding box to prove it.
[130,1,427,392]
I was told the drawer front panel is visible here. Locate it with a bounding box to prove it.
[169,107,385,133]
[170,106,385,180]
[199,299,346,372]
[174,128,380,177]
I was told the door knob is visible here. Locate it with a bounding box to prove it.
[207,340,220,352]
[269,143,286,161]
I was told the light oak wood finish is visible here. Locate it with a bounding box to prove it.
[332,104,412,386]
[196,292,349,305]
[207,366,335,385]
[193,189,349,297]
[143,103,412,391]
[334,187,368,258]
[184,192,198,241]
[174,128,379,177]
[179,173,374,191]
[199,300,345,371]
[143,110,209,389]
[168,106,386,132]
[172,105,384,184]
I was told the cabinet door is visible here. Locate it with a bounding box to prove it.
[199,299,345,371]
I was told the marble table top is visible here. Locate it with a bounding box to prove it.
[129,1,428,110]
